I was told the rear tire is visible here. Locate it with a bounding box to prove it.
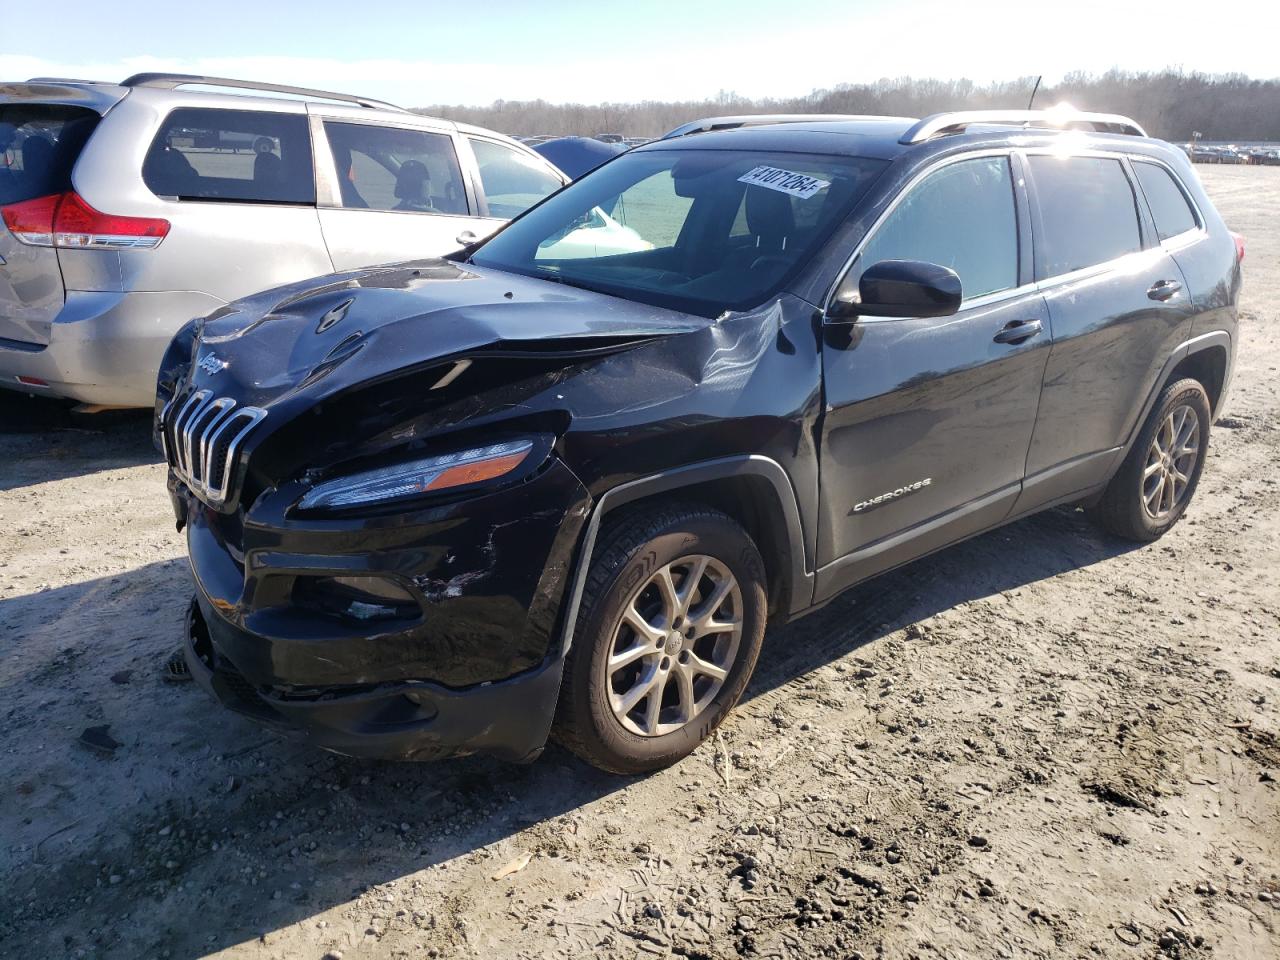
[1093,378,1211,541]
[553,504,767,775]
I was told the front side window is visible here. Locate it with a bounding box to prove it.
[1133,161,1199,241]
[854,155,1018,300]
[1029,155,1141,276]
[143,108,314,204]
[324,122,467,215]
[469,139,563,218]
[468,148,887,318]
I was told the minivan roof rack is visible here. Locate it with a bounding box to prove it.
[662,114,897,139]
[900,109,1147,144]
[119,73,407,113]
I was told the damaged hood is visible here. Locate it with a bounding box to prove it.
[186,259,708,409]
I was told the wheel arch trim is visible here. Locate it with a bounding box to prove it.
[557,455,813,657]
[1120,329,1232,462]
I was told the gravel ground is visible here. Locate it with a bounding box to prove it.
[1,165,1277,960]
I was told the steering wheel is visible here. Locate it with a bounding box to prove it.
[749,254,791,273]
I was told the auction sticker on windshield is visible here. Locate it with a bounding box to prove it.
[737,165,831,199]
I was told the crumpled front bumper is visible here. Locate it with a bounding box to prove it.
[178,454,591,762]
[185,597,565,762]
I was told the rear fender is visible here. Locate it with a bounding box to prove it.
[1113,329,1233,468]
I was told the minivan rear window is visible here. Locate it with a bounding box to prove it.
[0,104,100,205]
[143,108,314,205]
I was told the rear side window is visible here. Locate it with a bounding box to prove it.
[1133,161,1199,241]
[0,104,100,205]
[856,155,1018,300]
[143,108,314,204]
[1029,155,1141,276]
[468,139,563,218]
[322,121,467,215]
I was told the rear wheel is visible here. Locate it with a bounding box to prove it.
[554,504,767,774]
[1093,378,1211,541]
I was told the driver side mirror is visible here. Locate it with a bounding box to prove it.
[827,259,962,321]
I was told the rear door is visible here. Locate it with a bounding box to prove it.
[116,102,334,302]
[1018,152,1196,506]
[313,114,477,269]
[815,152,1051,600]
[0,99,103,346]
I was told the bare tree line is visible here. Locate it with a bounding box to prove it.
[415,70,1280,141]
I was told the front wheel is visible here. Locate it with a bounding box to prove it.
[553,504,767,774]
[1093,377,1211,541]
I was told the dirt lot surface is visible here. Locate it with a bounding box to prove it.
[1,165,1277,960]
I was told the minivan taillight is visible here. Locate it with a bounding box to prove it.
[1,192,169,249]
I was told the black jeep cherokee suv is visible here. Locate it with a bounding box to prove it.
[157,110,1241,774]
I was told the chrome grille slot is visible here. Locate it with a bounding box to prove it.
[159,389,267,509]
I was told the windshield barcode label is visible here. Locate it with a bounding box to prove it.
[737,166,831,199]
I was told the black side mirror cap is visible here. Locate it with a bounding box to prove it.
[828,259,963,321]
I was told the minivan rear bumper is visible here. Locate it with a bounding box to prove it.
[0,289,223,407]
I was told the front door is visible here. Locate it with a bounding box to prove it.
[815,153,1050,601]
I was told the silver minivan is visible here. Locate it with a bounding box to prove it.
[0,74,572,408]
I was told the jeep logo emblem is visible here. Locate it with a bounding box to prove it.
[198,353,228,376]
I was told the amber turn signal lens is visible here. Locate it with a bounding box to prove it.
[424,450,530,491]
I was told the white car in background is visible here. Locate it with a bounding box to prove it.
[540,205,651,259]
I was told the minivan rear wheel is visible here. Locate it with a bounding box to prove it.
[1093,378,1211,541]
[553,504,767,774]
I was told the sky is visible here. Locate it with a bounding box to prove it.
[2,0,1275,107]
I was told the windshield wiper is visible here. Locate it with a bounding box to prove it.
[530,270,611,296]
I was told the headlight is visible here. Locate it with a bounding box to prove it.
[298,439,537,510]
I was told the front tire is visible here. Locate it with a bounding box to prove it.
[1093,377,1211,541]
[553,504,767,774]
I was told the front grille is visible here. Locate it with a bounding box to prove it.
[160,389,266,509]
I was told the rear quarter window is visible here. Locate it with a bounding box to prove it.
[0,104,100,205]
[143,108,314,204]
[1028,155,1142,277]
[1133,161,1199,241]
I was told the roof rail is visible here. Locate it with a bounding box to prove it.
[26,76,116,86]
[662,114,893,139]
[119,73,406,112]
[900,109,1147,144]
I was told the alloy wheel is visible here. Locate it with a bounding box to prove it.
[605,555,743,737]
[1141,402,1200,520]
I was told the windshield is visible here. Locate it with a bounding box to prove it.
[469,148,887,317]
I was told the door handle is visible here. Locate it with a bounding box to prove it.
[455,230,479,246]
[993,318,1043,344]
[1147,279,1182,301]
